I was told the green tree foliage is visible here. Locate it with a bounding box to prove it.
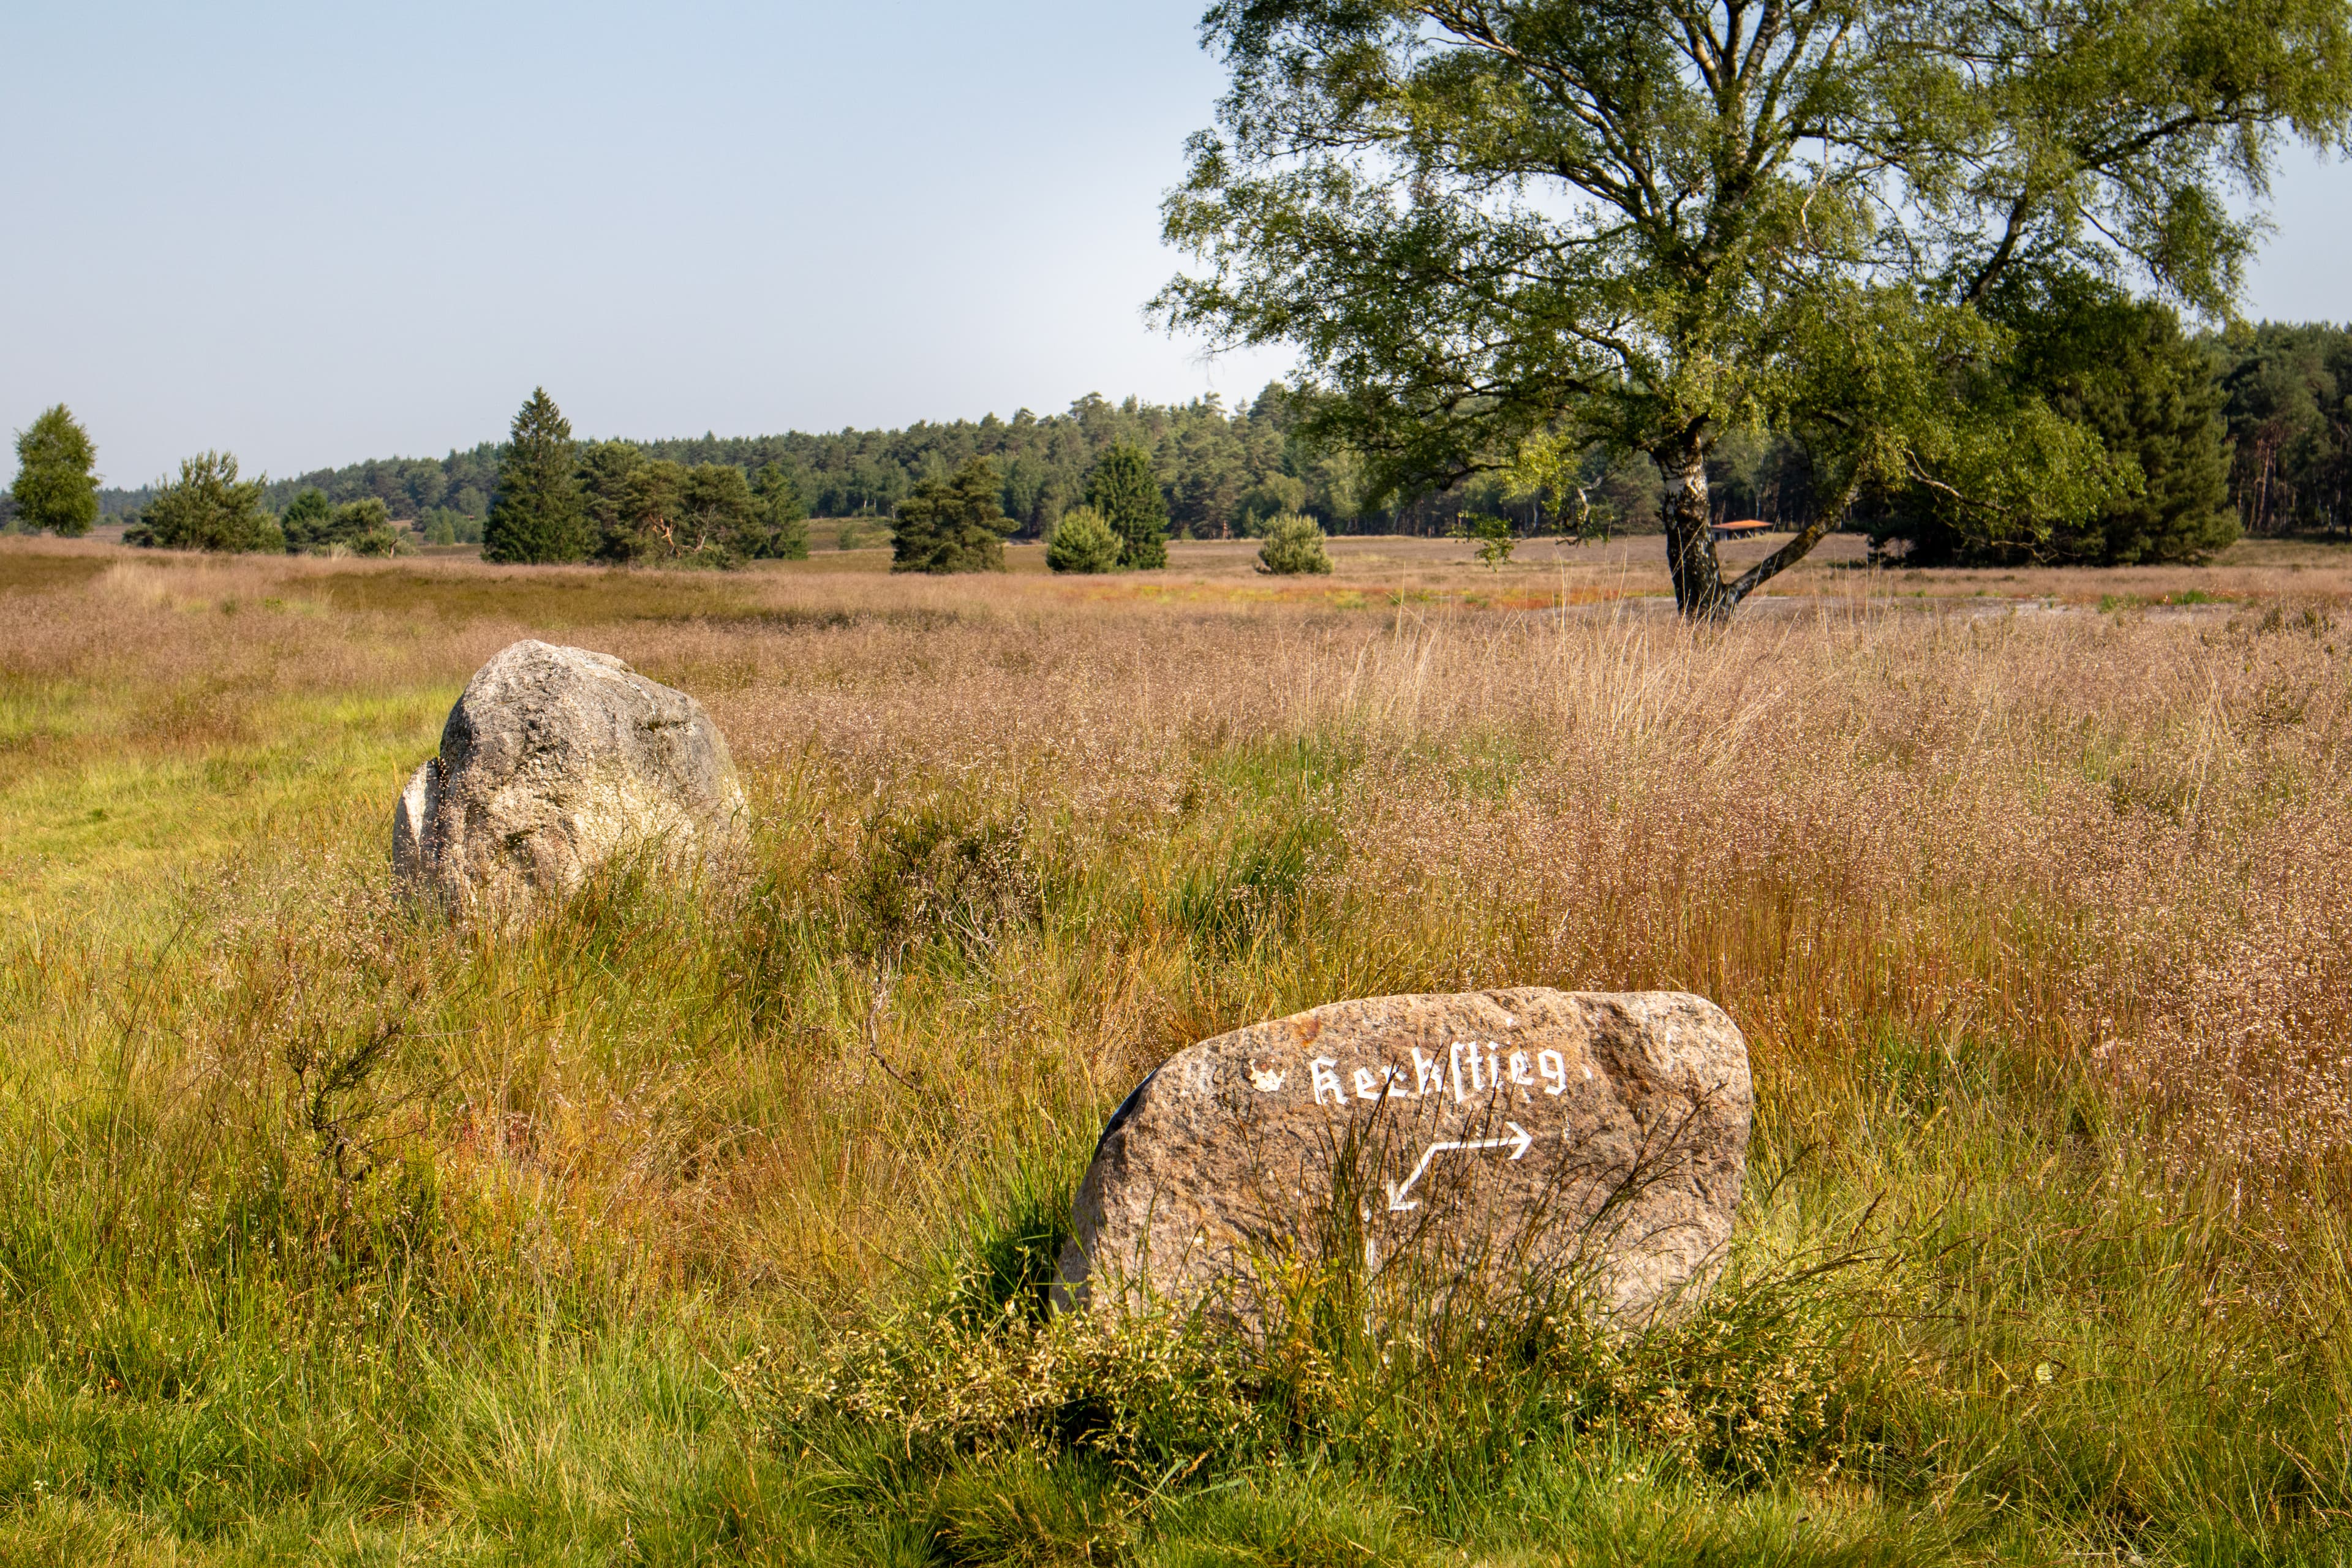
[1169,413,1246,538]
[1085,443,1168,569]
[1158,0,2352,617]
[678,465,761,564]
[1455,514,1517,569]
[2064,339,2237,565]
[329,499,403,557]
[422,507,481,546]
[893,457,1016,574]
[2219,325,2352,536]
[94,386,1450,544]
[484,388,584,565]
[579,440,792,567]
[753,463,810,560]
[580,440,680,564]
[226,448,500,529]
[1237,473,1308,537]
[280,488,332,548]
[9,405,100,537]
[1256,513,1332,575]
[1875,279,2237,564]
[1045,505,1123,573]
[279,489,405,556]
[127,453,278,552]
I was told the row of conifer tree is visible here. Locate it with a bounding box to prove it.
[480,388,1185,574]
[16,315,2352,565]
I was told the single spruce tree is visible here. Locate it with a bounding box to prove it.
[280,488,333,552]
[2054,306,2237,565]
[483,388,585,564]
[10,405,100,537]
[1085,443,1168,570]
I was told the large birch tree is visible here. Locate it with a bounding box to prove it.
[1156,0,2352,618]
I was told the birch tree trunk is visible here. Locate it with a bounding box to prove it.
[1657,434,1732,621]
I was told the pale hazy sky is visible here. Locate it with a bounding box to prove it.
[3,1,2346,488]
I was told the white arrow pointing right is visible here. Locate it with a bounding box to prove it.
[1383,1121,1534,1212]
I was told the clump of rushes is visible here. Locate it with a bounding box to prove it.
[747,1226,1866,1492]
[1256,512,1332,575]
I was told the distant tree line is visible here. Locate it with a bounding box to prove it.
[79,386,1389,543]
[32,321,2352,565]
[592,385,1378,541]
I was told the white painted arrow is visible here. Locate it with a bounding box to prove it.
[1384,1122,1534,1212]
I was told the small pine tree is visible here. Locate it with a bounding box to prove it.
[677,464,760,564]
[282,489,402,555]
[1046,505,1123,573]
[1085,443,1169,570]
[280,488,333,551]
[892,458,1015,573]
[127,452,276,552]
[329,498,403,556]
[9,405,100,537]
[1256,513,1333,575]
[483,388,585,564]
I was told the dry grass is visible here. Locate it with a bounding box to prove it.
[4,533,2352,1562]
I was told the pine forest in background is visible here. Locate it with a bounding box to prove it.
[63,324,2352,562]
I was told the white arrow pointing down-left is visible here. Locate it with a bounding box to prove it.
[1383,1122,1534,1212]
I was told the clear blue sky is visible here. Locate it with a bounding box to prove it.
[2,0,2346,489]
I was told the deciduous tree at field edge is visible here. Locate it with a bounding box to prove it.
[9,405,100,537]
[1158,0,2352,619]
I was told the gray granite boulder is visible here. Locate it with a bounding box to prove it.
[1056,989,1751,1321]
[393,639,745,907]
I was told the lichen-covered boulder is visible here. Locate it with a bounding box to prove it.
[1056,989,1751,1321]
[393,639,745,907]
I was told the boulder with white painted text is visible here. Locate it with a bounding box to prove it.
[1056,989,1751,1320]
